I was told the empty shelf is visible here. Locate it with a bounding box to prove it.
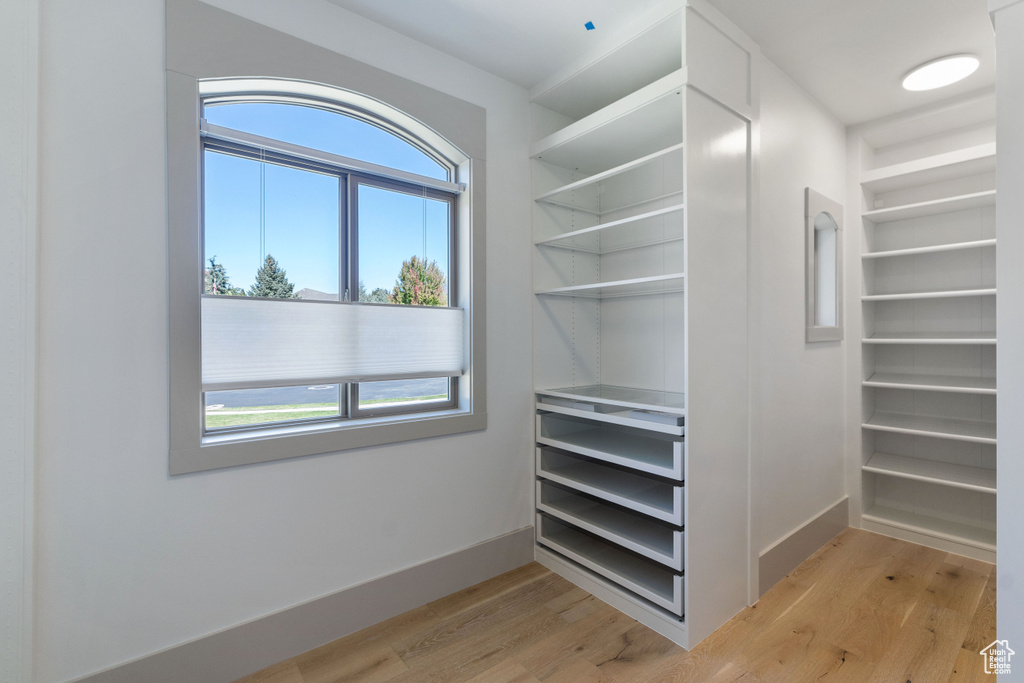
[534,144,684,215]
[537,413,684,479]
[862,190,996,223]
[531,70,685,175]
[862,287,996,302]
[537,481,684,570]
[863,412,996,444]
[861,143,996,194]
[862,505,996,551]
[538,385,686,415]
[535,274,685,299]
[863,372,996,395]
[537,514,684,615]
[535,204,685,254]
[863,239,996,259]
[863,452,996,493]
[537,448,684,525]
[863,332,996,345]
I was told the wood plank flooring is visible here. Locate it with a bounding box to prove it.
[237,528,996,682]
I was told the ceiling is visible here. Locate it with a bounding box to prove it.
[326,0,996,125]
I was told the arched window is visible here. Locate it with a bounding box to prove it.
[168,75,483,472]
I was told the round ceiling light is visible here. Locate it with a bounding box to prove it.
[902,54,980,91]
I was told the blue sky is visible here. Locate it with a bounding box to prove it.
[203,102,450,297]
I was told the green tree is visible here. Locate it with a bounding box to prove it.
[247,254,297,299]
[204,256,244,296]
[390,255,447,306]
[359,280,391,304]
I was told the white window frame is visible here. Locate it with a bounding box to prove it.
[166,13,487,474]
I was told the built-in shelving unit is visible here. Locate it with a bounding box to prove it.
[531,1,755,648]
[856,96,997,562]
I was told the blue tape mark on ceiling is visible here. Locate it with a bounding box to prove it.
[584,21,595,30]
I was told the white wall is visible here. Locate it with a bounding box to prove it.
[33,0,534,680]
[0,1,37,680]
[751,60,848,556]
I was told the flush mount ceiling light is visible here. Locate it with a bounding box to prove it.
[902,54,980,91]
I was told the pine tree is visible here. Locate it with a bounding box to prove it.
[390,255,447,306]
[247,254,297,299]
[204,256,244,296]
[358,280,391,303]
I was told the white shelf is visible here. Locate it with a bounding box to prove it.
[863,372,996,395]
[536,514,684,615]
[537,481,684,570]
[862,287,996,302]
[863,452,996,493]
[537,413,684,479]
[862,412,996,444]
[863,332,996,345]
[535,204,685,254]
[537,385,686,415]
[863,190,996,223]
[537,448,684,525]
[534,273,685,300]
[861,143,997,194]
[534,144,684,215]
[862,505,996,552]
[531,70,685,175]
[862,239,996,260]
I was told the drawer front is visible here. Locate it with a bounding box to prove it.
[537,480,684,571]
[537,447,684,526]
[536,513,684,616]
[536,412,684,480]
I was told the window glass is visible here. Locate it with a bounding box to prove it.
[358,378,451,410]
[205,384,342,431]
[356,183,450,306]
[204,102,448,181]
[204,149,340,300]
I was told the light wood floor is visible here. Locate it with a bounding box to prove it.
[237,528,996,682]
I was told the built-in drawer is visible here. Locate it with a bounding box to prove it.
[537,480,684,571]
[536,447,684,526]
[537,412,684,479]
[536,398,685,437]
[536,513,685,616]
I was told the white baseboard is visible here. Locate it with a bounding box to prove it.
[74,527,535,683]
[758,497,848,597]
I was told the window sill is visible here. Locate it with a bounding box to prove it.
[171,408,486,475]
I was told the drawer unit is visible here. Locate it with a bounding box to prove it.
[536,513,685,616]
[536,412,685,479]
[537,480,685,570]
[536,398,685,436]
[537,447,685,525]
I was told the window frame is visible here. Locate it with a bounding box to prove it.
[167,69,486,475]
[198,119,461,432]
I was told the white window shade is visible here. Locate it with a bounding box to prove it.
[201,297,466,391]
